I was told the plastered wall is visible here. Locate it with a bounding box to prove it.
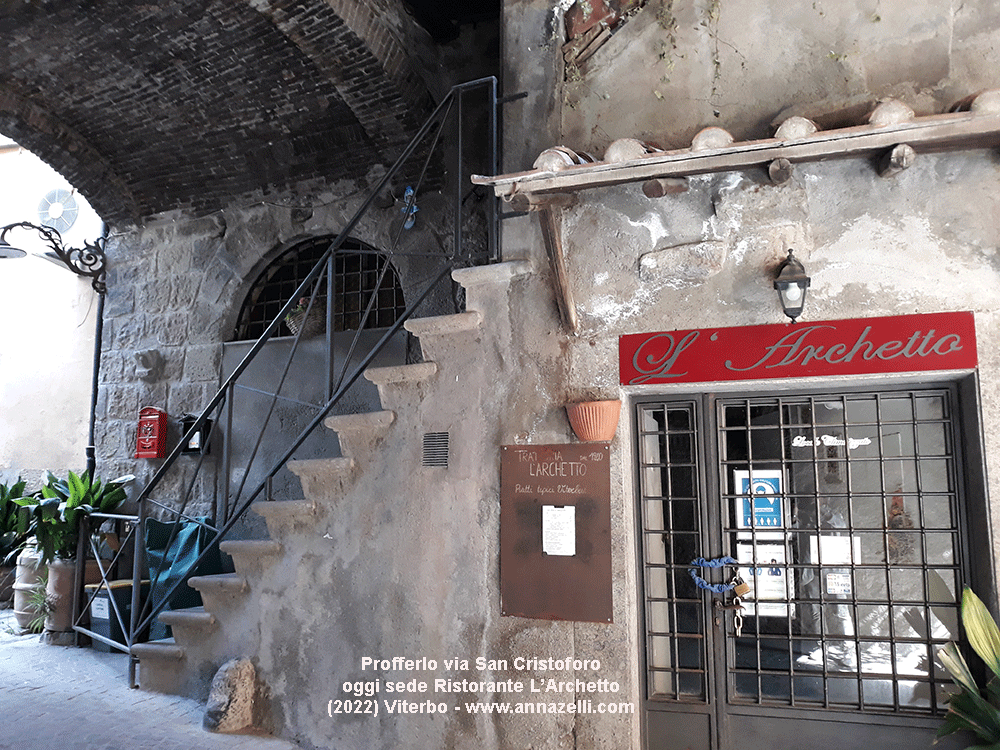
[487,2,1000,747]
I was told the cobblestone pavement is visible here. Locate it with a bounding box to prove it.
[0,606,300,750]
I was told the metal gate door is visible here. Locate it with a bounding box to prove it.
[637,388,976,750]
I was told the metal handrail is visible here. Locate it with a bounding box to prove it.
[70,511,139,660]
[90,78,499,685]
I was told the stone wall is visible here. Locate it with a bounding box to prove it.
[561,0,1000,152]
[95,170,458,520]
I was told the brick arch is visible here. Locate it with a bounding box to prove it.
[325,0,437,104]
[0,86,138,224]
[0,1,437,224]
[248,0,434,155]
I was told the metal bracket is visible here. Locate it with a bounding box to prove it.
[499,91,528,104]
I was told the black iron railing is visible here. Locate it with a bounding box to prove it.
[70,77,500,685]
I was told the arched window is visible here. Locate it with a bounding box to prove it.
[232,236,406,341]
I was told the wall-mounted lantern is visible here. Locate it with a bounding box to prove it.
[135,406,168,459]
[0,221,107,293]
[181,413,212,455]
[773,249,811,323]
[2,221,109,477]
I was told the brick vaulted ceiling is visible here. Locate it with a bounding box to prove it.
[0,0,463,225]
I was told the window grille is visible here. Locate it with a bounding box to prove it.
[232,236,406,341]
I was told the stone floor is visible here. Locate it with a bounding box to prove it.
[0,605,300,750]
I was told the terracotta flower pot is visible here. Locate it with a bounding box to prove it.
[566,399,621,442]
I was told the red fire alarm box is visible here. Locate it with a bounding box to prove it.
[135,406,168,459]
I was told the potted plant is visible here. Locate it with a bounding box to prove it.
[565,388,622,442]
[937,587,1000,745]
[0,478,29,602]
[284,295,325,337]
[13,471,133,635]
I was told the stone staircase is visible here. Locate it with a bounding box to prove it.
[130,261,532,711]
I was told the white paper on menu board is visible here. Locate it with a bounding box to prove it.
[542,505,576,556]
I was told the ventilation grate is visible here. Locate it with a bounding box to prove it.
[422,432,450,467]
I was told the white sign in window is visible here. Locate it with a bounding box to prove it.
[542,505,576,556]
[735,532,791,618]
[91,596,109,620]
[826,572,853,596]
[810,535,861,565]
[733,469,784,529]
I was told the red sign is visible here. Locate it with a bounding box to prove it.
[620,312,977,385]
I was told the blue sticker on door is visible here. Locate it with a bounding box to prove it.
[734,470,783,528]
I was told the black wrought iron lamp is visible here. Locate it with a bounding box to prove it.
[773,249,811,322]
[0,221,107,293]
[0,220,109,479]
[0,242,26,259]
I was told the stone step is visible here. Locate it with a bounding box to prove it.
[252,499,318,537]
[324,409,395,435]
[157,606,217,635]
[287,456,356,501]
[219,539,283,575]
[132,639,185,694]
[323,410,396,458]
[132,638,185,661]
[404,311,484,363]
[452,260,534,324]
[186,573,249,622]
[403,311,482,337]
[451,259,534,289]
[132,638,197,697]
[363,361,437,386]
[188,572,247,596]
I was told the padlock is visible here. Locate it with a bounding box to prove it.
[732,575,751,597]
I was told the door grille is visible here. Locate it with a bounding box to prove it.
[637,388,967,718]
[638,401,707,702]
[718,390,961,714]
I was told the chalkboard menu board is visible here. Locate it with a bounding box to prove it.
[500,444,612,623]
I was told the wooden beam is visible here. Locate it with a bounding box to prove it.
[536,206,579,333]
[768,158,793,185]
[878,143,916,177]
[473,112,1000,198]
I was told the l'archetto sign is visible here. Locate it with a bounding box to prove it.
[619,312,977,385]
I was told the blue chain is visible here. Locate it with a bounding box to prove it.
[689,556,738,593]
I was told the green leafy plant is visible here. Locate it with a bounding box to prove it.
[0,478,30,566]
[938,587,1000,747]
[284,296,314,325]
[25,568,53,634]
[12,471,133,565]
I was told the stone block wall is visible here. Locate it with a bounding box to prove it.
[95,171,458,520]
